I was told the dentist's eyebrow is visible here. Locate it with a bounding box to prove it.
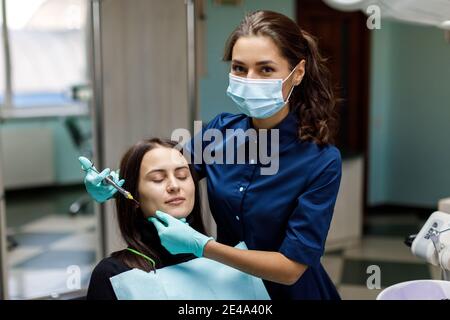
[255,60,277,66]
[232,59,277,66]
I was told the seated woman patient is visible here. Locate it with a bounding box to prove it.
[86,138,207,300]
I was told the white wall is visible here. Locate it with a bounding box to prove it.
[96,0,190,255]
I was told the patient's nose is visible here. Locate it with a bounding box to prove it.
[166,176,180,193]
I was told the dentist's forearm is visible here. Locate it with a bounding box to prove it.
[202,240,307,286]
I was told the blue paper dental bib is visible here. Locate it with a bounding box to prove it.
[110,242,270,300]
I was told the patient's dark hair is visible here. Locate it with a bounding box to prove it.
[111,138,206,272]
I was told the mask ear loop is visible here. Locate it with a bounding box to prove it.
[282,66,299,103]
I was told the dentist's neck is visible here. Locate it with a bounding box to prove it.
[251,104,290,130]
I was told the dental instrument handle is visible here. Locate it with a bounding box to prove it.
[101,175,139,205]
[103,175,132,199]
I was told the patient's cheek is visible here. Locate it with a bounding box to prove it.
[141,209,156,218]
[137,193,159,218]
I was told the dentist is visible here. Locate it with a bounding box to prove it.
[84,10,342,300]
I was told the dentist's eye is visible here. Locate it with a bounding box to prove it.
[231,64,246,73]
[261,66,274,74]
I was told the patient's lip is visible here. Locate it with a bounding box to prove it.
[165,197,185,205]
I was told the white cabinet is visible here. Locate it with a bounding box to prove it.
[0,127,55,189]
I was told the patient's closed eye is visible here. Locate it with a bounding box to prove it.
[151,174,165,183]
[175,168,190,180]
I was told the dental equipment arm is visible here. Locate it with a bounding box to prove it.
[410,211,450,281]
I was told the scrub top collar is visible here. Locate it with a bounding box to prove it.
[245,108,300,148]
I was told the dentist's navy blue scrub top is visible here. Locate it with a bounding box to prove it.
[186,110,342,300]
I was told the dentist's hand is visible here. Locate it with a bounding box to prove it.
[149,210,214,257]
[79,157,125,203]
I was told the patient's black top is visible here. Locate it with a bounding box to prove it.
[86,217,195,300]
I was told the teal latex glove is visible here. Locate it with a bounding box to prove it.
[79,156,125,203]
[149,210,214,257]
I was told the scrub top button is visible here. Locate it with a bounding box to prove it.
[236,216,240,221]
[239,186,244,192]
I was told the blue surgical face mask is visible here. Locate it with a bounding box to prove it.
[226,67,298,119]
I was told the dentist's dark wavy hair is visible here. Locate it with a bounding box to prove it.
[223,10,339,146]
[111,138,206,272]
